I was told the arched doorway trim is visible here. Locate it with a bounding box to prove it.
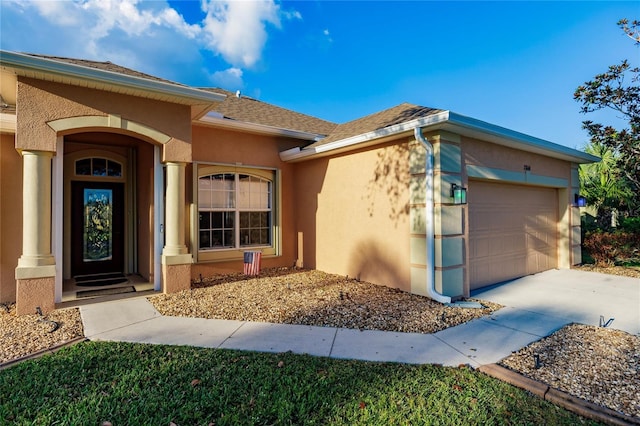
[48,115,172,145]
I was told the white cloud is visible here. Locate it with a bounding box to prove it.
[1,0,302,89]
[201,0,281,68]
[210,67,244,90]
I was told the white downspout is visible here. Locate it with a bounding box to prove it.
[414,127,451,304]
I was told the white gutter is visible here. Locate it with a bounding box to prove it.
[198,112,323,141]
[414,127,451,304]
[0,50,226,105]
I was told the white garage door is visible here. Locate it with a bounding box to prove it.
[469,180,558,290]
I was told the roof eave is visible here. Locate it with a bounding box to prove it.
[444,112,599,164]
[280,111,599,164]
[0,50,226,109]
[196,112,324,141]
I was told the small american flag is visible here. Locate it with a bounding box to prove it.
[243,251,262,276]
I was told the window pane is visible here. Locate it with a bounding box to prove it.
[211,212,222,228]
[107,161,122,177]
[238,174,251,208]
[223,211,235,228]
[240,212,249,228]
[240,211,271,247]
[199,212,210,230]
[223,174,235,190]
[76,159,91,176]
[224,230,234,247]
[249,212,259,227]
[92,158,107,176]
[199,230,210,249]
[210,174,235,208]
[266,181,272,209]
[240,229,250,246]
[198,177,212,209]
[212,230,224,247]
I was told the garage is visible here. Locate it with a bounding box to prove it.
[468,180,558,290]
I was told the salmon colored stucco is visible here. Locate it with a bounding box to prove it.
[0,51,595,314]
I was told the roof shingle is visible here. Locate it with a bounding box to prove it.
[23,53,184,86]
[201,88,337,136]
[16,54,441,143]
[308,103,444,148]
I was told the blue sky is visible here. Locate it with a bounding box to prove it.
[1,1,638,149]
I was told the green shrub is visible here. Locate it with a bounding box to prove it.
[582,230,640,266]
[618,216,640,233]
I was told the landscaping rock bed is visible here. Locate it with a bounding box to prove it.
[574,263,640,279]
[500,324,640,419]
[1,266,637,422]
[0,304,84,364]
[149,268,502,334]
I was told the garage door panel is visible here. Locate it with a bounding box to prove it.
[469,181,558,290]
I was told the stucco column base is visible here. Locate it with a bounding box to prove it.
[16,277,55,316]
[162,256,192,294]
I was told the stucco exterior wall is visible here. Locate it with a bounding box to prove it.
[463,137,571,181]
[16,78,192,158]
[0,133,22,303]
[293,139,413,292]
[190,125,301,278]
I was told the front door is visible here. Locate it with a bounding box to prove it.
[71,181,125,277]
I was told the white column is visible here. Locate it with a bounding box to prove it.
[162,161,188,257]
[17,150,55,269]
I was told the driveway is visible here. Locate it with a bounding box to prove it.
[472,269,640,336]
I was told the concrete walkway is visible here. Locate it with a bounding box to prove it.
[80,269,639,367]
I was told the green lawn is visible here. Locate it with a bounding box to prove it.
[0,341,600,425]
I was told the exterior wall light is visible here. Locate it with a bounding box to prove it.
[451,183,467,205]
[575,194,587,207]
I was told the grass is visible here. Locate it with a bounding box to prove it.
[0,342,601,425]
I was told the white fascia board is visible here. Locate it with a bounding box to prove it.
[0,112,16,134]
[280,110,599,164]
[0,50,226,105]
[197,112,323,141]
[279,111,451,162]
[445,112,599,164]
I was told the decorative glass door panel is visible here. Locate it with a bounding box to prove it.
[72,182,124,276]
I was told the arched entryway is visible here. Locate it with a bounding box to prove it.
[59,132,159,301]
[45,115,173,303]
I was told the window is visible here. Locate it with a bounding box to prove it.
[75,158,122,177]
[198,171,273,251]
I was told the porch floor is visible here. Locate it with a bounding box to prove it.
[62,274,154,303]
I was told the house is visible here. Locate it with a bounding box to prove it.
[0,50,598,315]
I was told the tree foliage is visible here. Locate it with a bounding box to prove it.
[579,141,634,229]
[574,19,640,215]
